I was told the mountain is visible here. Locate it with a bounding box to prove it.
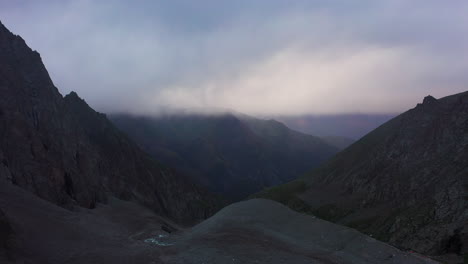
[0,20,220,227]
[0,20,449,264]
[256,93,468,260]
[110,113,338,200]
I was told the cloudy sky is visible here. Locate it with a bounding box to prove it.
[1,0,468,115]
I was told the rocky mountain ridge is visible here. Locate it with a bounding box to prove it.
[0,20,220,225]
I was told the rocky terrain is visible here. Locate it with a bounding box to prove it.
[110,113,338,200]
[257,93,468,261]
[0,181,439,263]
[0,20,220,225]
[168,199,440,264]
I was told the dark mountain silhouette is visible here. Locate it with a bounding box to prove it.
[0,20,220,228]
[110,113,338,200]
[257,92,468,260]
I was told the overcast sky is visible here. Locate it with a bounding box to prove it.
[1,0,468,115]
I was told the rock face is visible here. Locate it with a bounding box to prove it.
[0,21,220,224]
[258,92,468,256]
[110,113,338,200]
[0,209,13,262]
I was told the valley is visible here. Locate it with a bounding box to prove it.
[0,4,467,263]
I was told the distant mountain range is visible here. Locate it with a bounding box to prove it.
[257,93,468,258]
[110,113,339,200]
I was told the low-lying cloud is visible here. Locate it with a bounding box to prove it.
[1,0,468,115]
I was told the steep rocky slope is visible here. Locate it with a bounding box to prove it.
[0,208,13,262]
[110,113,338,200]
[257,93,468,259]
[0,20,219,225]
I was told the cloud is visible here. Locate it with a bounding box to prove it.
[152,45,464,115]
[1,0,468,115]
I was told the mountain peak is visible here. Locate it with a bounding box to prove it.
[66,91,80,98]
[0,20,10,33]
[64,91,94,112]
[423,95,437,105]
[65,91,85,103]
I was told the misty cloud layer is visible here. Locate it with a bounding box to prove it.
[2,0,468,115]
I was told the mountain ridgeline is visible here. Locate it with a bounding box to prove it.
[257,93,468,257]
[110,113,339,200]
[0,20,220,225]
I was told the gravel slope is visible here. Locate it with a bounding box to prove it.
[168,199,438,264]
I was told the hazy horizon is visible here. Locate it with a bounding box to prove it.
[1,0,467,116]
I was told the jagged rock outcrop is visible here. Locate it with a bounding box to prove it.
[0,20,220,224]
[258,92,468,257]
[422,95,438,105]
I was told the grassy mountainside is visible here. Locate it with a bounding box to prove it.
[256,92,468,258]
